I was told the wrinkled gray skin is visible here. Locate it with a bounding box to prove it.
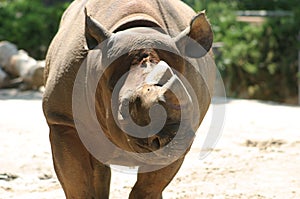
[43,0,215,198]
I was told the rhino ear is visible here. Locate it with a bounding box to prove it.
[84,8,111,49]
[175,11,213,58]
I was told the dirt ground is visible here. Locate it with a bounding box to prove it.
[0,89,299,199]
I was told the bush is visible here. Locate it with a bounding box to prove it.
[207,2,267,99]
[0,0,69,59]
[1,0,299,103]
[184,0,299,103]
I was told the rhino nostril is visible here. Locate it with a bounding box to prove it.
[154,83,163,87]
[134,96,142,104]
[151,137,160,150]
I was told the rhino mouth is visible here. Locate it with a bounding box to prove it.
[133,122,179,152]
[126,119,195,165]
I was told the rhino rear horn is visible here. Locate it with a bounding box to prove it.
[175,11,213,58]
[84,8,111,49]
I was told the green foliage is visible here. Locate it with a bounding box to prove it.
[0,0,69,59]
[236,0,299,10]
[1,0,299,102]
[183,0,299,103]
[206,2,266,98]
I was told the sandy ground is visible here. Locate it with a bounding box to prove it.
[0,89,300,199]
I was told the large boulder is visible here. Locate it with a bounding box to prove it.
[0,41,44,89]
[0,41,18,70]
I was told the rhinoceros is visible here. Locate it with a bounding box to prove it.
[42,0,215,198]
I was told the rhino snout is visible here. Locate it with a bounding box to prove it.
[117,61,194,152]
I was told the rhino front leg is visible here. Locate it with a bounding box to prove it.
[49,125,111,199]
[129,157,184,199]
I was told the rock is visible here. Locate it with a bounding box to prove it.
[0,41,18,69]
[0,41,44,89]
[23,61,45,89]
[9,50,37,77]
[8,50,44,89]
[0,67,10,88]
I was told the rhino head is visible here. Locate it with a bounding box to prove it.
[82,9,213,164]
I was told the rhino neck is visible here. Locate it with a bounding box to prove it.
[110,13,167,34]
